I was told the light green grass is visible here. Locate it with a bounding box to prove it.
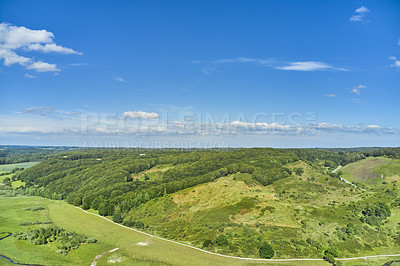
[11,180,25,189]
[0,162,39,172]
[1,196,322,265]
[341,157,389,186]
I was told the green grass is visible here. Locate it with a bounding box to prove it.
[11,180,25,189]
[0,162,39,172]
[341,157,389,186]
[2,196,310,265]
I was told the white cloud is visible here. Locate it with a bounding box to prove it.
[0,22,81,72]
[122,111,160,119]
[114,76,126,82]
[351,84,365,95]
[25,43,82,55]
[214,57,273,65]
[22,107,57,115]
[24,73,37,79]
[398,38,400,46]
[0,109,397,137]
[355,6,370,13]
[26,61,59,72]
[275,61,346,71]
[389,56,400,68]
[350,6,370,22]
[325,94,337,97]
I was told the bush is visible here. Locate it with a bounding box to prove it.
[259,243,274,259]
[323,253,335,264]
[216,235,228,246]
[203,239,212,247]
[325,245,339,257]
[24,206,45,211]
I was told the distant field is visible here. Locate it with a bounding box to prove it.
[341,157,389,185]
[0,162,39,172]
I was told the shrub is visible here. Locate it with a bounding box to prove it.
[325,245,339,257]
[216,235,228,246]
[259,243,274,259]
[323,253,335,264]
[203,239,213,247]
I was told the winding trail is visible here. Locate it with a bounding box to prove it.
[79,207,400,263]
[90,248,119,266]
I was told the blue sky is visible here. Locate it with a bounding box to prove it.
[0,0,399,148]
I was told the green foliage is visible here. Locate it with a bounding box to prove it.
[360,202,391,226]
[294,168,304,176]
[14,226,96,254]
[112,212,123,223]
[259,243,274,259]
[216,235,229,246]
[24,206,45,211]
[203,239,213,247]
[323,253,336,264]
[325,245,339,257]
[73,196,82,206]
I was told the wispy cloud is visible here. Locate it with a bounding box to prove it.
[350,6,370,22]
[194,58,346,72]
[214,57,273,65]
[389,56,400,68]
[324,94,337,98]
[351,84,366,95]
[122,111,160,119]
[114,76,127,82]
[275,61,347,71]
[1,108,397,137]
[0,22,81,72]
[22,107,57,116]
[24,73,37,79]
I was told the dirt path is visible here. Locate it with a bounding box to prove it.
[90,248,119,266]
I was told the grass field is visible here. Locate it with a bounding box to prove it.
[1,197,399,265]
[341,157,389,185]
[0,162,39,172]
[0,196,283,265]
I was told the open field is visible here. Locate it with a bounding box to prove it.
[341,157,389,185]
[1,196,400,265]
[0,162,39,172]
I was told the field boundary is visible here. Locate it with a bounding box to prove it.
[75,206,400,263]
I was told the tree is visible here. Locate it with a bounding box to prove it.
[81,196,91,210]
[91,196,103,210]
[73,197,82,206]
[323,253,335,264]
[98,203,108,216]
[216,235,228,246]
[325,246,339,257]
[112,212,123,223]
[203,239,213,247]
[295,168,304,176]
[259,243,274,259]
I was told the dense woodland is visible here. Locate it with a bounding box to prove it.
[15,147,400,218]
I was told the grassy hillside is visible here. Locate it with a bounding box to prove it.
[2,147,400,264]
[0,196,330,265]
[123,159,400,259]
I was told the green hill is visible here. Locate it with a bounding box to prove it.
[3,147,400,262]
